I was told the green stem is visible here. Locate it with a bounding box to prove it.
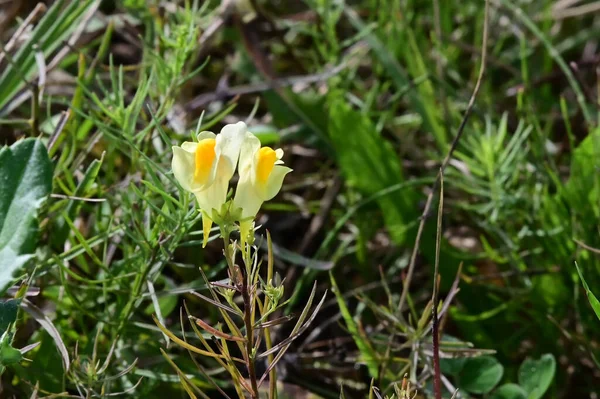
[30,84,39,136]
[242,277,259,398]
[116,245,156,337]
[223,230,259,397]
[222,230,233,269]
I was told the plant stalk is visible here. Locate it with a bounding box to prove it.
[242,274,259,398]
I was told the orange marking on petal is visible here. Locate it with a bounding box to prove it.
[256,147,277,184]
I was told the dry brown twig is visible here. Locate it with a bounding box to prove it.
[397,0,491,315]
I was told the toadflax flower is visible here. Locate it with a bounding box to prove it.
[172,122,245,247]
[233,130,292,246]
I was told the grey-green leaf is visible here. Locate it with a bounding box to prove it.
[490,384,528,399]
[458,356,504,394]
[518,354,556,399]
[0,139,53,294]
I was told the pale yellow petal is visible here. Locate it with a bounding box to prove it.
[201,211,213,248]
[172,146,195,192]
[263,165,292,200]
[180,141,198,153]
[215,122,246,179]
[178,133,220,190]
[231,130,291,221]
[193,174,229,216]
[233,175,263,219]
[239,132,261,179]
[196,131,217,142]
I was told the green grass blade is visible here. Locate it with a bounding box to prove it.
[575,262,600,321]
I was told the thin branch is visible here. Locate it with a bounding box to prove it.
[549,1,600,20]
[46,0,101,71]
[47,110,70,155]
[34,45,46,102]
[50,193,106,203]
[197,0,235,49]
[468,266,559,282]
[242,274,259,398]
[397,0,490,314]
[0,3,47,66]
[574,239,600,255]
[432,173,444,399]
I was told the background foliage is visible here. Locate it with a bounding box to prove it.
[1,0,599,397]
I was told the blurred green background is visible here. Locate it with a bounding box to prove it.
[1,0,599,397]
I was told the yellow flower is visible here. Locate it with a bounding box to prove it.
[233,131,291,245]
[172,122,246,246]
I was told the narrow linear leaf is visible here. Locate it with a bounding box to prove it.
[152,315,231,361]
[258,288,327,385]
[192,317,246,342]
[21,299,70,372]
[258,291,326,359]
[330,272,379,377]
[52,153,104,246]
[159,349,211,399]
[575,262,600,321]
[0,0,98,113]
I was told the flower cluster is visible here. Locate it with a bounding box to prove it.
[171,122,291,246]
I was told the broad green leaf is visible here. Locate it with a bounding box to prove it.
[518,354,556,399]
[328,96,416,244]
[440,357,466,377]
[0,139,53,294]
[440,335,468,376]
[575,262,600,321]
[490,384,528,399]
[458,356,504,394]
[563,128,600,204]
[21,299,70,372]
[0,299,20,336]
